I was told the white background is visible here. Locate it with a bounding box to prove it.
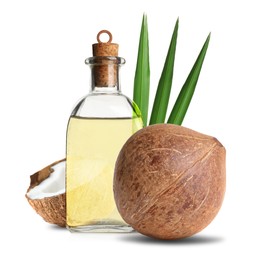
[0,0,252,259]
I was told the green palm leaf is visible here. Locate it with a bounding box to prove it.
[167,33,211,125]
[133,14,150,127]
[149,18,179,125]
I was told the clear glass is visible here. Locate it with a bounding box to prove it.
[66,56,143,232]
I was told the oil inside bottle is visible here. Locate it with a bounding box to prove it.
[66,116,142,232]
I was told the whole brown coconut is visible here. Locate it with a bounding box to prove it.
[114,124,226,240]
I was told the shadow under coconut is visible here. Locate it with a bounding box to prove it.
[119,232,224,245]
[48,225,67,232]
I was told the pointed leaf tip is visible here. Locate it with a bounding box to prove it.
[133,14,150,127]
[167,33,210,125]
[149,18,179,125]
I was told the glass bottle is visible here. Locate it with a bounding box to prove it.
[66,30,143,232]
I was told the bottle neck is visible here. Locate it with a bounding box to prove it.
[90,64,121,93]
[85,56,125,94]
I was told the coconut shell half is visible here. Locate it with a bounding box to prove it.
[26,159,66,227]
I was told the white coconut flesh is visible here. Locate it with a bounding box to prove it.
[27,161,65,199]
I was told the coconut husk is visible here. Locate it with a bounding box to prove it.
[114,124,226,239]
[25,159,66,227]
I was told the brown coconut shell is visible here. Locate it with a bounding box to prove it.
[26,159,66,227]
[114,124,226,240]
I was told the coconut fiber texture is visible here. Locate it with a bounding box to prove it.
[26,159,66,227]
[114,124,226,240]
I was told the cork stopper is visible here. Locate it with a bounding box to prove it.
[92,30,118,56]
[91,30,119,87]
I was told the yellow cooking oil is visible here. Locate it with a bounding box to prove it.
[66,116,142,231]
